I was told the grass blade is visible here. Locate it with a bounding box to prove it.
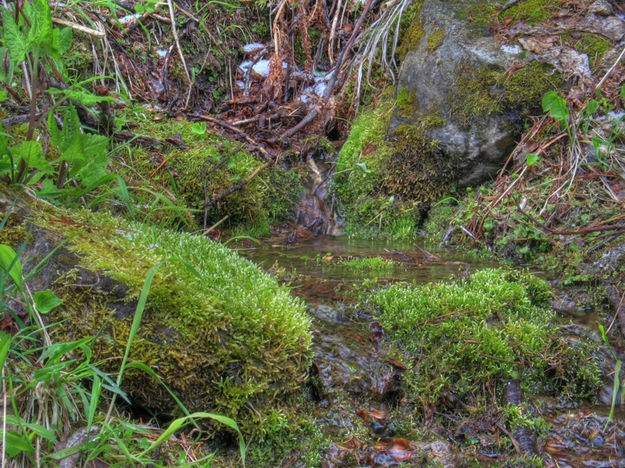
[105,262,161,423]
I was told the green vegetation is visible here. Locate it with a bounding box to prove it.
[114,119,302,234]
[0,232,246,466]
[396,0,425,61]
[366,269,602,411]
[426,28,445,51]
[33,204,312,433]
[451,61,563,125]
[334,88,450,239]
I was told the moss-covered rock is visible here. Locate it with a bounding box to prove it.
[1,184,312,435]
[391,0,568,188]
[113,119,302,235]
[366,268,602,412]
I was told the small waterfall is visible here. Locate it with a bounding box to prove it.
[295,153,343,236]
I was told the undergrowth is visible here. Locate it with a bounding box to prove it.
[366,268,602,413]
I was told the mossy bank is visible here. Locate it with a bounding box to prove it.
[1,184,312,436]
[113,118,302,236]
[365,268,603,413]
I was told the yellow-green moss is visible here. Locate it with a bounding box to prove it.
[578,33,611,67]
[397,1,425,62]
[451,61,563,125]
[426,27,445,51]
[368,268,602,412]
[0,210,29,247]
[33,206,312,434]
[113,119,301,234]
[396,86,417,119]
[498,0,566,24]
[335,87,452,238]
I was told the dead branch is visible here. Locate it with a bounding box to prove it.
[280,0,377,139]
[195,115,273,162]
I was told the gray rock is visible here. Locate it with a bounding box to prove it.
[391,0,535,187]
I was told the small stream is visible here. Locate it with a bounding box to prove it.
[238,235,625,467]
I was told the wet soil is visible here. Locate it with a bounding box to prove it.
[238,236,625,467]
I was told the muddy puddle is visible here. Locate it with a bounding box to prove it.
[237,236,625,467]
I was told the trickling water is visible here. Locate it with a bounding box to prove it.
[295,154,343,236]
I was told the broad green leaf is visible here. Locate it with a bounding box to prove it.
[583,99,599,117]
[58,27,73,54]
[0,244,23,288]
[39,336,92,363]
[4,416,56,441]
[33,290,62,314]
[5,431,35,457]
[0,332,11,368]
[525,153,539,166]
[2,8,27,64]
[11,140,53,174]
[620,82,625,101]
[191,122,207,135]
[542,90,569,123]
[87,374,102,430]
[26,0,53,49]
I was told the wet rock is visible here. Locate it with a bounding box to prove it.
[583,244,625,276]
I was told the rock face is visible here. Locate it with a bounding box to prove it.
[0,185,312,433]
[391,0,555,187]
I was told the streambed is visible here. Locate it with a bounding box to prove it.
[238,236,625,467]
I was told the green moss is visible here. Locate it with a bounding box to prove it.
[426,28,445,51]
[396,1,425,62]
[367,268,602,412]
[38,207,312,434]
[383,116,451,203]
[499,0,565,24]
[335,88,452,238]
[396,86,417,118]
[451,61,563,125]
[114,118,302,234]
[578,33,611,67]
[334,89,395,214]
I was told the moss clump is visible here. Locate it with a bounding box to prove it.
[367,268,602,411]
[38,207,312,434]
[498,0,566,24]
[383,115,451,204]
[334,90,397,228]
[578,33,611,67]
[396,86,417,119]
[396,0,425,62]
[114,119,302,235]
[451,61,563,126]
[426,28,445,51]
[335,88,452,238]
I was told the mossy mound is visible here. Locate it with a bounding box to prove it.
[366,269,602,412]
[383,118,452,203]
[333,91,433,239]
[10,195,313,434]
[114,119,302,235]
[451,61,563,126]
